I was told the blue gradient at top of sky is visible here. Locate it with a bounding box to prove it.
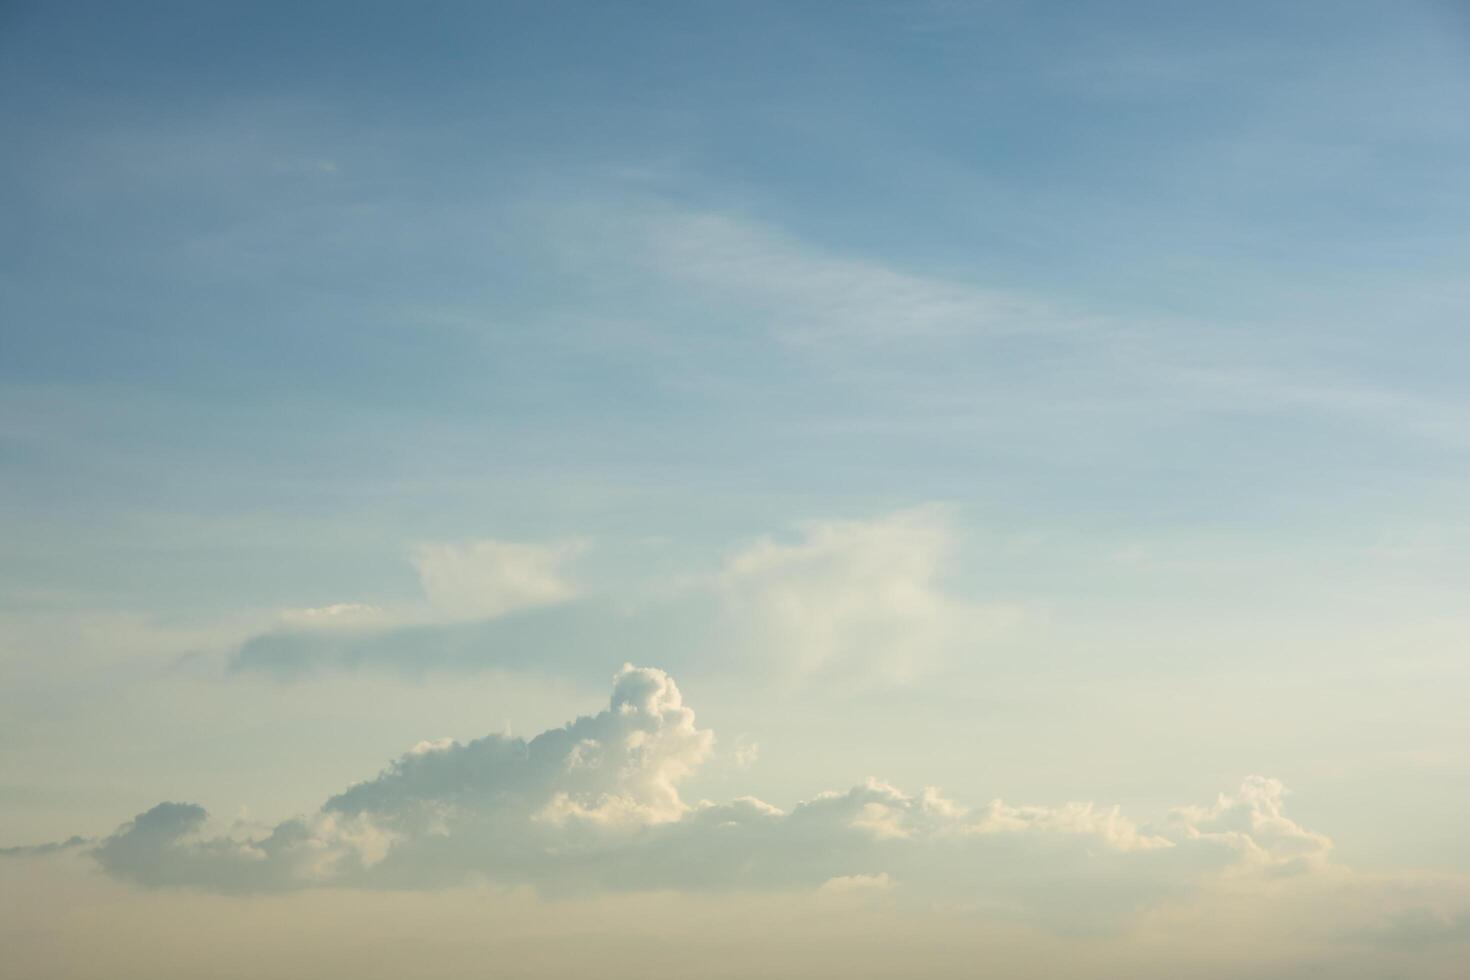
[6,3,1467,513]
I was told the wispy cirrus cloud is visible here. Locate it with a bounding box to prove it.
[625,208,1075,348]
[541,199,1470,457]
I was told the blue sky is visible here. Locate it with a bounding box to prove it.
[3,2,1470,976]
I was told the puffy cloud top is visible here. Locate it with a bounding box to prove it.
[80,666,1333,929]
[326,664,710,828]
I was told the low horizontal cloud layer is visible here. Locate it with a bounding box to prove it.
[232,509,1020,687]
[233,535,597,677]
[266,536,584,637]
[83,665,1334,931]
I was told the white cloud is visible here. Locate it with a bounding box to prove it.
[731,735,760,770]
[821,871,894,892]
[278,603,389,631]
[232,509,1021,686]
[239,538,586,670]
[327,663,710,828]
[721,507,1021,684]
[606,202,1470,457]
[1163,775,1333,873]
[412,538,585,622]
[77,665,1344,932]
[635,210,1068,347]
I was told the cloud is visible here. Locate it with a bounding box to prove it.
[231,601,645,677]
[631,209,1070,348]
[731,735,760,769]
[233,537,587,674]
[1361,906,1470,947]
[818,871,896,908]
[90,666,712,892]
[0,835,88,858]
[278,603,389,632]
[92,800,396,891]
[283,536,584,630]
[820,871,894,894]
[585,202,1470,458]
[1163,775,1333,874]
[324,663,710,829]
[77,665,1336,932]
[411,539,585,622]
[231,509,1016,687]
[719,506,1021,685]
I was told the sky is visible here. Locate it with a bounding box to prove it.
[3,1,1470,976]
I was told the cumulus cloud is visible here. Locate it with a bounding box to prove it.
[1163,775,1333,874]
[412,539,585,622]
[92,666,711,892]
[325,663,710,830]
[92,802,396,892]
[720,507,1021,684]
[77,665,1334,931]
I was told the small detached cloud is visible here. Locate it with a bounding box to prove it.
[720,506,1022,685]
[76,665,1334,931]
[629,208,1067,348]
[412,539,585,622]
[234,537,586,673]
[282,536,585,631]
[278,602,389,632]
[730,735,760,770]
[820,871,894,894]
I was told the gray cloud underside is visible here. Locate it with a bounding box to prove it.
[79,666,1333,933]
[230,600,699,678]
[0,835,89,858]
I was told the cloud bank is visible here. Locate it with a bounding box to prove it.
[85,665,1333,931]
